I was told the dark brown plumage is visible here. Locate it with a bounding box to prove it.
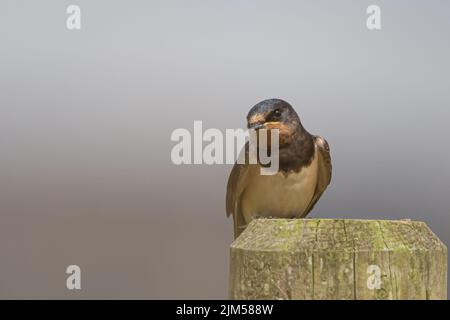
[226,99,332,238]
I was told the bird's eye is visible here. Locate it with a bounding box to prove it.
[273,109,281,118]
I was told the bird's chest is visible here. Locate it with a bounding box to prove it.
[241,153,319,221]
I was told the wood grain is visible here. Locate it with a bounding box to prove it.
[229,219,447,300]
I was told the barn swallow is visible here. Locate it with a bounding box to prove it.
[226,99,332,239]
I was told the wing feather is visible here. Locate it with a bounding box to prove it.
[226,144,251,238]
[304,135,332,215]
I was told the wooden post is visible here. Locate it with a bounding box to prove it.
[229,219,447,300]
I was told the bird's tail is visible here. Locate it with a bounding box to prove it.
[233,212,247,240]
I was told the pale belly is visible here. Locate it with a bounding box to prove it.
[240,152,319,224]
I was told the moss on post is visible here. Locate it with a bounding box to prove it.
[229,219,447,300]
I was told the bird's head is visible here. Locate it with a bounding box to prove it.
[247,99,302,147]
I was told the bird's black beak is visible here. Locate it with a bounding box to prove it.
[248,122,265,130]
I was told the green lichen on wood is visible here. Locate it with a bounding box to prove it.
[229,219,447,300]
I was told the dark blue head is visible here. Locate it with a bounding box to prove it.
[246,99,302,146]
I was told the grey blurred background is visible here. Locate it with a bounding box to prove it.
[0,0,449,299]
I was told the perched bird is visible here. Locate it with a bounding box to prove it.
[226,99,332,239]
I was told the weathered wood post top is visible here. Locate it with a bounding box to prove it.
[229,219,447,300]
